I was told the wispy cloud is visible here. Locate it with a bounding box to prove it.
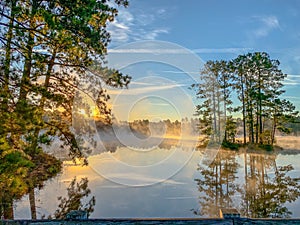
[108,48,176,54]
[192,48,253,54]
[251,15,280,38]
[283,96,300,100]
[282,82,300,86]
[108,48,188,54]
[283,74,300,86]
[108,47,252,54]
[138,28,169,40]
[107,7,169,45]
[107,10,134,43]
[161,70,199,74]
[108,83,185,96]
[287,74,300,78]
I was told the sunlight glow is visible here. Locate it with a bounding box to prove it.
[79,109,86,115]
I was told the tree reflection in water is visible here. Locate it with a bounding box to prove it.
[242,152,300,218]
[194,149,240,217]
[46,177,95,219]
[195,150,300,218]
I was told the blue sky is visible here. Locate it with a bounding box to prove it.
[105,0,300,121]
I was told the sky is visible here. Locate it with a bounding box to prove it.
[102,0,300,122]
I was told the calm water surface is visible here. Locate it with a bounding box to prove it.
[14,143,300,219]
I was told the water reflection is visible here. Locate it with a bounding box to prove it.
[194,149,240,217]
[242,152,300,218]
[45,177,95,219]
[11,142,300,219]
[194,150,300,218]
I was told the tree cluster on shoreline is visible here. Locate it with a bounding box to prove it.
[192,52,299,149]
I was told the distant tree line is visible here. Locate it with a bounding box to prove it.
[128,118,199,137]
[192,52,299,148]
[286,117,300,136]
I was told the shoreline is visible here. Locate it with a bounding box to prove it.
[3,218,300,225]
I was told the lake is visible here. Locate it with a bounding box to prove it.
[13,138,300,219]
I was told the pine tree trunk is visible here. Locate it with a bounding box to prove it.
[256,105,259,143]
[271,113,277,145]
[3,197,14,219]
[223,75,227,142]
[29,188,37,220]
[212,78,217,142]
[217,92,221,143]
[18,0,38,102]
[258,70,263,144]
[246,76,254,143]
[3,1,16,110]
[241,77,247,144]
[250,108,254,143]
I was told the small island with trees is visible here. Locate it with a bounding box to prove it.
[192,52,299,151]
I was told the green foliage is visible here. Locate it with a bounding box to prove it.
[0,0,130,218]
[193,53,298,149]
[47,177,95,219]
[222,141,240,150]
[0,0,130,159]
[226,116,237,143]
[0,151,34,173]
[192,60,234,146]
[0,151,61,219]
[261,144,273,151]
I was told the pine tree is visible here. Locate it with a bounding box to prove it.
[193,60,225,145]
[0,0,130,219]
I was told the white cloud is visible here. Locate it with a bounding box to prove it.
[283,96,300,100]
[288,74,300,77]
[108,48,187,54]
[162,70,199,74]
[283,74,300,85]
[142,28,169,40]
[192,47,253,54]
[108,83,185,96]
[282,82,300,86]
[107,9,134,43]
[157,9,166,15]
[107,7,169,45]
[107,47,252,54]
[252,15,280,38]
[113,22,130,30]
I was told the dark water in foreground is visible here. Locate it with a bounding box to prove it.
[13,143,300,219]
